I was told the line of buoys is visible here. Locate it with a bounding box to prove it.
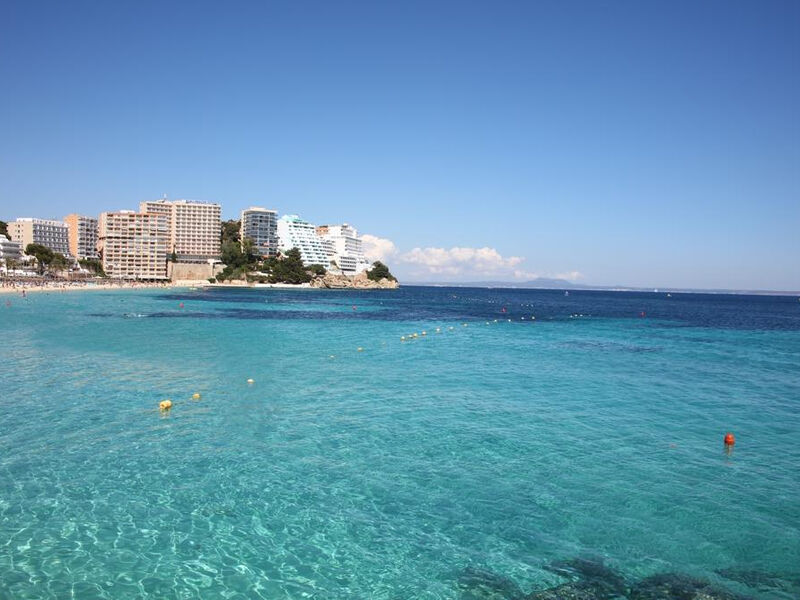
[159,399,172,411]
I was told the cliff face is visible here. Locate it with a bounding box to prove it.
[310,271,399,289]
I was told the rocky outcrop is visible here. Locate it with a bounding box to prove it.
[310,271,399,289]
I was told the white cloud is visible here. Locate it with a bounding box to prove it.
[361,234,398,263]
[359,237,583,282]
[399,246,524,277]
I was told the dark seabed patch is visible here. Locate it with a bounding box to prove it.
[457,558,766,600]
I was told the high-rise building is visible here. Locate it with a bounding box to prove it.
[139,199,221,263]
[316,224,370,275]
[277,215,330,267]
[98,211,169,280]
[63,214,99,260]
[8,218,70,256]
[0,237,23,263]
[240,207,279,257]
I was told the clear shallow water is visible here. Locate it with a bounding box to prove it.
[1,286,799,599]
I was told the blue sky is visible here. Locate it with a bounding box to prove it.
[1,1,798,289]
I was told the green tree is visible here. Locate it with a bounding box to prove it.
[25,243,55,275]
[50,253,70,272]
[0,220,8,240]
[265,248,315,284]
[79,258,106,277]
[221,220,241,244]
[307,264,326,277]
[367,261,396,281]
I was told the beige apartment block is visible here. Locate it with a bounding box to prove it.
[139,199,221,263]
[98,211,169,280]
[8,218,70,256]
[64,214,99,260]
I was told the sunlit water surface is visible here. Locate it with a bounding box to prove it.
[1,287,798,598]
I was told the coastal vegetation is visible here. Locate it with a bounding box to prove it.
[0,220,8,240]
[221,219,241,244]
[367,261,396,282]
[79,258,105,277]
[25,243,69,275]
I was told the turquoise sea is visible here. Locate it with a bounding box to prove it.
[1,286,799,599]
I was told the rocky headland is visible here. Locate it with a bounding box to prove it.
[310,271,399,289]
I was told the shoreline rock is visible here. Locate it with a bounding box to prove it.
[310,271,399,289]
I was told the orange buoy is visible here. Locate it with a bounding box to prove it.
[179,302,184,308]
[724,432,735,446]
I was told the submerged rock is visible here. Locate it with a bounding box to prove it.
[629,573,752,600]
[715,567,800,591]
[542,557,628,599]
[525,582,606,600]
[457,566,525,600]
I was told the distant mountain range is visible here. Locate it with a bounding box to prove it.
[404,278,800,296]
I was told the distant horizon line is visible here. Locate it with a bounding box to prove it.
[400,280,800,296]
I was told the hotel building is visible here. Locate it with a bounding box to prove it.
[277,215,330,267]
[240,207,279,257]
[316,224,370,275]
[8,218,70,256]
[98,211,169,280]
[63,214,99,260]
[139,199,221,263]
[0,237,23,263]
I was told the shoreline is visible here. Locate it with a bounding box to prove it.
[0,281,181,295]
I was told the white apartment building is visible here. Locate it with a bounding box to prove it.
[64,214,99,260]
[139,199,221,263]
[277,215,330,267]
[240,207,278,257]
[8,218,70,256]
[316,224,370,275]
[0,237,23,262]
[98,211,169,280]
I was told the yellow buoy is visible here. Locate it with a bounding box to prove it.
[422,331,427,336]
[192,393,201,400]
[462,323,468,327]
[412,333,418,338]
[247,378,255,384]
[357,347,363,352]
[159,399,172,411]
[401,336,406,341]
